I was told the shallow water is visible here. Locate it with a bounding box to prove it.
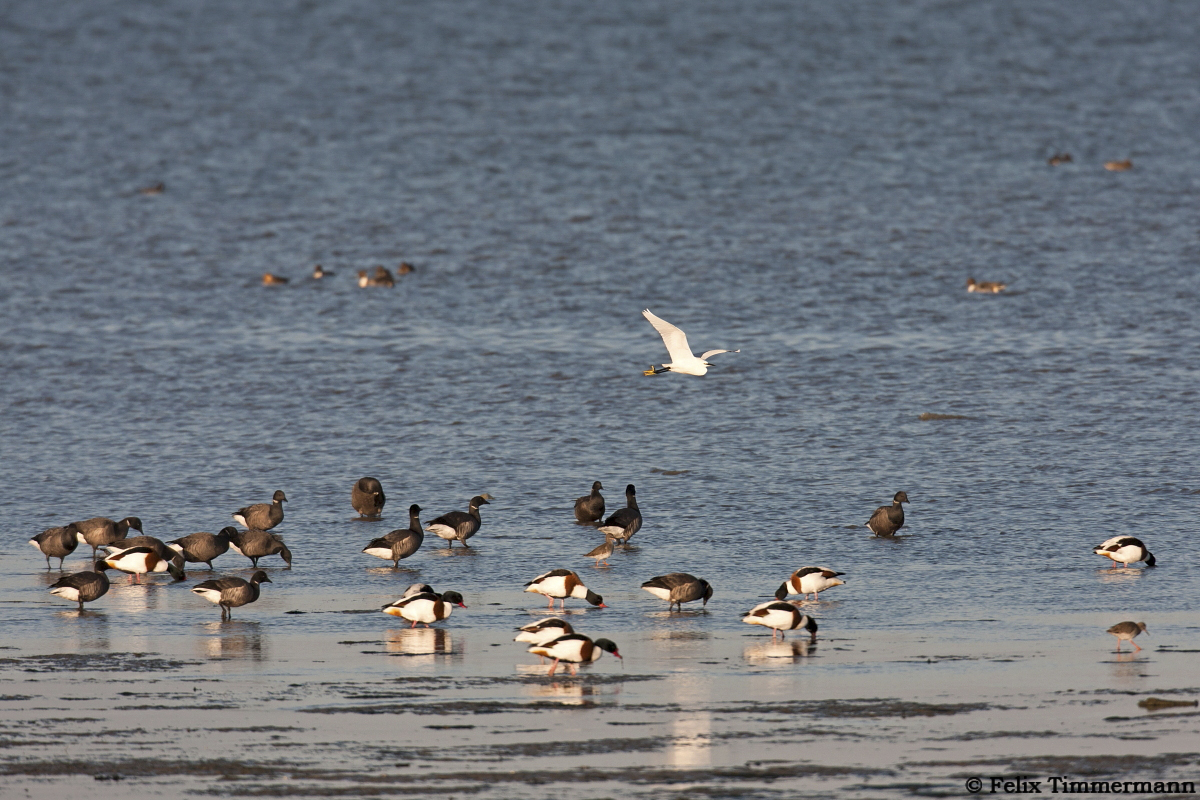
[2,0,1199,796]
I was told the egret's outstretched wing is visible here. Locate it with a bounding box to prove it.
[700,349,740,360]
[642,309,694,362]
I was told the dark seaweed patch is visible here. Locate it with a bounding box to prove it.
[0,652,199,673]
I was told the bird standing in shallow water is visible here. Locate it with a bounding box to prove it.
[866,491,908,537]
[228,528,292,569]
[68,516,143,562]
[584,533,617,567]
[641,573,713,611]
[351,477,387,518]
[573,481,605,523]
[363,504,425,567]
[598,485,642,547]
[381,589,466,628]
[641,309,739,376]
[1107,621,1148,652]
[527,634,621,676]
[29,527,78,570]
[1093,536,1156,569]
[167,528,235,569]
[524,569,606,610]
[775,567,845,601]
[425,495,492,548]
[49,562,112,611]
[192,571,272,621]
[233,490,287,531]
[742,601,818,642]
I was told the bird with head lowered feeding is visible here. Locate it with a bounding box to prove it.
[641,309,739,376]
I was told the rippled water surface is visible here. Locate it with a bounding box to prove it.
[2,0,1199,796]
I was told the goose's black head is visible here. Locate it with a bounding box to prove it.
[272,490,288,503]
[894,491,909,504]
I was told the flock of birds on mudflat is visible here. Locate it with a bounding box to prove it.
[28,306,1159,673]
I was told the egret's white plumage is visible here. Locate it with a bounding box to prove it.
[641,309,739,376]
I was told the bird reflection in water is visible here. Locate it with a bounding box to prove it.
[51,609,111,651]
[200,620,266,661]
[743,639,815,664]
[513,667,606,706]
[384,628,457,665]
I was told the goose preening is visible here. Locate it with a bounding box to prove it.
[866,491,908,537]
[68,517,144,561]
[573,481,605,523]
[425,494,492,548]
[363,504,425,567]
[1093,536,1156,569]
[381,589,466,628]
[49,562,112,611]
[29,527,79,570]
[526,634,621,676]
[641,573,713,611]
[742,601,818,642]
[514,617,575,646]
[966,278,1007,293]
[228,528,293,569]
[1107,621,1148,652]
[597,485,641,547]
[351,477,387,518]
[167,528,235,569]
[524,569,606,610]
[641,309,739,376]
[233,490,287,531]
[775,567,845,601]
[192,571,272,621]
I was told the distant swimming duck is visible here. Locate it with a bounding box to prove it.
[742,601,818,642]
[641,573,713,611]
[227,528,292,569]
[311,264,333,279]
[1106,621,1148,652]
[1104,159,1132,172]
[192,570,272,620]
[351,477,387,518]
[514,617,575,646]
[425,495,492,548]
[866,491,908,537]
[527,634,621,676]
[775,567,845,601]
[1047,153,1072,166]
[138,182,165,195]
[584,533,617,568]
[167,527,235,569]
[233,490,287,530]
[397,262,415,275]
[966,278,1007,293]
[381,589,466,628]
[573,481,606,523]
[1093,536,1156,568]
[29,527,79,570]
[363,504,425,567]
[262,273,289,286]
[524,569,606,610]
[49,561,111,611]
[598,484,642,547]
[68,516,143,561]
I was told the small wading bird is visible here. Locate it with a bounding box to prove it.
[1107,621,1148,652]
[584,532,618,567]
[775,567,845,601]
[526,634,621,676]
[641,309,739,376]
[192,571,272,621]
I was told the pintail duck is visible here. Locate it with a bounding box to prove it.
[598,484,642,547]
[29,527,79,569]
[351,477,387,517]
[233,490,287,530]
[1093,536,1156,568]
[524,569,606,610]
[742,601,818,641]
[425,495,492,548]
[363,504,425,567]
[584,533,617,567]
[641,573,713,611]
[514,617,575,646]
[527,634,621,676]
[1107,621,1148,652]
[49,561,111,610]
[866,491,908,537]
[167,527,235,568]
[227,528,292,569]
[1104,159,1132,172]
[192,570,272,620]
[775,567,845,601]
[641,308,739,376]
[966,278,1007,293]
[262,273,289,286]
[68,516,144,561]
[381,589,466,628]
[573,481,605,523]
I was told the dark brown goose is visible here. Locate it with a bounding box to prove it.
[866,491,908,537]
[29,527,78,570]
[425,495,492,548]
[192,570,272,620]
[67,516,144,561]
[167,527,235,568]
[598,485,642,547]
[352,477,387,518]
[105,535,186,581]
[233,490,287,530]
[49,561,111,610]
[573,481,606,523]
[227,528,292,569]
[641,573,713,611]
[363,504,424,567]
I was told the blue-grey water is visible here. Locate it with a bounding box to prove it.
[2,0,1199,797]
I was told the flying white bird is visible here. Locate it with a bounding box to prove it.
[641,309,739,376]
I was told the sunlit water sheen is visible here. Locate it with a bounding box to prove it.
[2,0,1199,796]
